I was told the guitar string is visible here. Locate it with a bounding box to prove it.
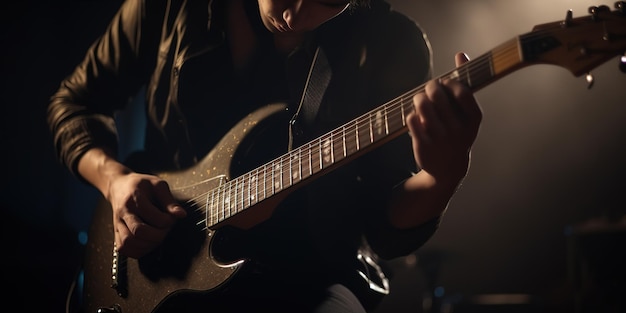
[171,21,608,230]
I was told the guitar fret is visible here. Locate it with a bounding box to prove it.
[345,122,356,156]
[263,163,268,200]
[281,156,286,190]
[292,149,301,183]
[250,169,256,206]
[373,108,384,141]
[331,127,345,164]
[281,154,289,189]
[233,181,237,213]
[217,184,223,222]
[281,157,285,190]
[231,180,235,216]
[218,183,222,221]
[264,167,267,199]
[221,182,226,221]
[268,162,272,197]
[272,160,277,194]
[299,148,303,181]
[226,181,232,218]
[288,152,293,186]
[467,53,493,89]
[355,121,360,151]
[329,132,334,164]
[369,112,374,143]
[400,98,407,125]
[357,115,371,150]
[317,138,323,171]
[232,181,236,214]
[317,137,322,170]
[308,142,316,174]
[272,160,280,193]
[222,183,230,221]
[212,186,217,224]
[320,134,332,169]
[388,102,404,136]
[237,177,242,213]
[245,172,250,209]
[215,184,220,223]
[271,162,275,196]
[442,51,497,91]
[257,168,261,201]
[384,105,389,135]
[257,165,266,202]
[242,176,246,211]
[300,147,306,179]
[208,189,215,226]
[252,168,257,204]
[256,166,262,202]
[285,155,291,187]
[253,170,258,205]
[277,160,282,192]
[342,126,347,158]
[307,143,313,177]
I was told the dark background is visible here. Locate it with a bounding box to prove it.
[2,0,625,312]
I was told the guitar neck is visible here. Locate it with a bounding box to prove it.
[204,38,525,227]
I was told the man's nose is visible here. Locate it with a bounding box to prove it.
[282,0,303,30]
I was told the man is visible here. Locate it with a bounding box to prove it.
[48,0,482,312]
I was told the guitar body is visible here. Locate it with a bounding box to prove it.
[83,103,290,313]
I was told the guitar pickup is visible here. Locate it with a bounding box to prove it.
[111,243,128,298]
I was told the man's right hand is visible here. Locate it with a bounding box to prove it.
[78,148,187,258]
[107,171,187,258]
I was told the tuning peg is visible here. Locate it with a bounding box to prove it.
[589,5,611,20]
[616,1,625,14]
[562,9,573,27]
[585,73,595,89]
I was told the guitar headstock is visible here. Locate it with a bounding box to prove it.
[522,2,626,79]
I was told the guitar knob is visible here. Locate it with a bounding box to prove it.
[97,304,122,313]
[585,73,595,89]
[620,54,626,73]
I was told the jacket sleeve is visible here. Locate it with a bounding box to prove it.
[46,0,163,180]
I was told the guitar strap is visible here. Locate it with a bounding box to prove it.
[288,46,331,150]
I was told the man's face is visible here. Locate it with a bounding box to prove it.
[257,0,350,34]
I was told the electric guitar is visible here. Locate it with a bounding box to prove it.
[83,4,626,313]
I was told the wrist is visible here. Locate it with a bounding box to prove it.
[78,147,131,197]
[427,153,470,190]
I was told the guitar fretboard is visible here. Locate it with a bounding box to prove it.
[206,38,524,227]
